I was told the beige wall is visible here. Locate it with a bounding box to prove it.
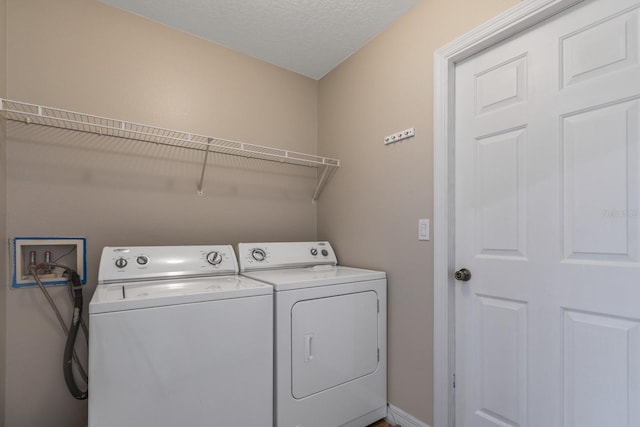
[5,0,317,425]
[317,0,517,424]
[0,0,7,424]
[1,0,521,425]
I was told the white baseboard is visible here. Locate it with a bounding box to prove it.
[386,404,431,427]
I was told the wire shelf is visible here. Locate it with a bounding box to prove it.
[0,99,339,200]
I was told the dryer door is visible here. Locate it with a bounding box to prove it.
[291,290,379,399]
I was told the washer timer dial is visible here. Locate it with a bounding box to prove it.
[251,248,267,262]
[206,251,223,265]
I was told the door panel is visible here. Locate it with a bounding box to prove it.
[560,7,639,88]
[562,99,640,263]
[476,128,527,259]
[563,310,640,427]
[290,291,379,399]
[455,0,640,426]
[475,54,528,115]
[475,296,528,427]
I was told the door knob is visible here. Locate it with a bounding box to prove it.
[455,268,472,282]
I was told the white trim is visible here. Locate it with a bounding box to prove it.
[387,404,431,427]
[432,1,584,427]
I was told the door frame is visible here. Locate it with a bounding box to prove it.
[432,1,584,426]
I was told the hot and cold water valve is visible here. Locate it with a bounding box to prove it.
[11,237,87,288]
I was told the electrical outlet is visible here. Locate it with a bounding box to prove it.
[12,237,87,288]
[384,127,415,145]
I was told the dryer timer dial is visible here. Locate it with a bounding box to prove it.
[251,248,266,262]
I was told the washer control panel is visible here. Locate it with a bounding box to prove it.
[238,241,337,272]
[99,245,239,284]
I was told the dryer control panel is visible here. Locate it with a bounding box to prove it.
[238,241,337,272]
[98,245,239,284]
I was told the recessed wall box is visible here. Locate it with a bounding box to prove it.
[11,237,87,288]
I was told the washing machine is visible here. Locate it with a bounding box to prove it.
[88,245,273,427]
[238,241,387,427]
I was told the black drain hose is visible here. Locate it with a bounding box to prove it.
[63,270,88,400]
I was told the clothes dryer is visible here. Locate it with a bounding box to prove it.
[89,245,273,427]
[238,241,387,427]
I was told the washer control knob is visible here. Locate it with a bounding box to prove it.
[115,258,128,269]
[136,256,149,265]
[206,251,222,265]
[321,249,329,256]
[310,248,318,256]
[251,248,267,262]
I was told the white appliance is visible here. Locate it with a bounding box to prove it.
[88,245,273,427]
[238,241,387,427]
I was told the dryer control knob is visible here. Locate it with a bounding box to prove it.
[206,251,222,265]
[115,258,128,269]
[251,248,266,262]
[136,256,149,265]
[321,249,329,256]
[310,248,318,256]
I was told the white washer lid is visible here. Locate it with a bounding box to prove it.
[89,275,272,314]
[241,265,385,291]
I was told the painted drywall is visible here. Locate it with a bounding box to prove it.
[4,0,317,425]
[3,0,521,424]
[0,0,7,424]
[317,0,518,423]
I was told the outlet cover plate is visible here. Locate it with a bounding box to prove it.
[418,219,430,241]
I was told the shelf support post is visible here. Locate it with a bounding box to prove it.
[197,138,213,196]
[312,164,334,202]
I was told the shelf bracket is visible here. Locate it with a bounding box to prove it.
[312,164,335,202]
[197,138,213,196]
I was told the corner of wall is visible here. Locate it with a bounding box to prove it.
[0,0,8,424]
[387,404,432,427]
[316,0,519,424]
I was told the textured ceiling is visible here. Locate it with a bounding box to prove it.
[98,0,421,79]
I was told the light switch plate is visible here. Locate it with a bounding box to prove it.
[419,219,430,241]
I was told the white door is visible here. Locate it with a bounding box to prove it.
[454,0,640,425]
